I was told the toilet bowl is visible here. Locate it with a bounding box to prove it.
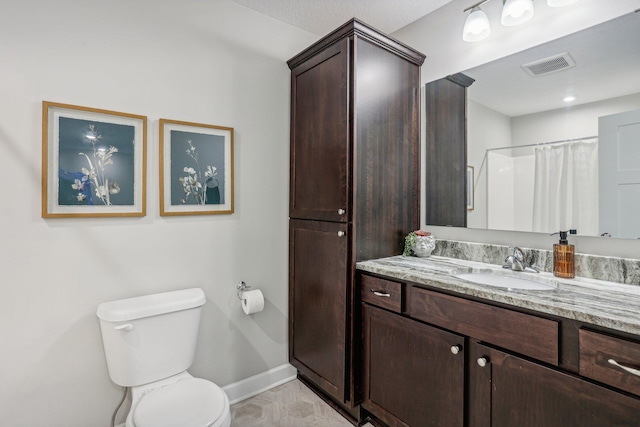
[96,288,231,427]
[126,373,231,427]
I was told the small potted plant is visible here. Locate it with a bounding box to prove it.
[403,230,436,257]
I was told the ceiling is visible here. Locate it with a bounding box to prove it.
[464,11,640,117]
[229,0,454,35]
[229,1,640,118]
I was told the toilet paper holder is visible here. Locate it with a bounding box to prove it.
[236,281,250,300]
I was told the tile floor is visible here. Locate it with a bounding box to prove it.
[230,379,375,426]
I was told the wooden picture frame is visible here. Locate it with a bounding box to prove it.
[42,101,147,218]
[467,165,474,211]
[159,119,234,216]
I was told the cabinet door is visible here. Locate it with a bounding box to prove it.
[362,304,465,427]
[289,219,349,402]
[289,38,350,222]
[473,343,640,427]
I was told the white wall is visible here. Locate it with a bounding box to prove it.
[487,152,516,230]
[0,1,316,426]
[393,0,640,258]
[512,92,640,146]
[485,153,534,232]
[467,100,512,229]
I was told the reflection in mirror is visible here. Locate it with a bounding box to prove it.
[458,12,640,239]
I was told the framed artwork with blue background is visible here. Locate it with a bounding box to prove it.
[42,101,147,218]
[159,119,234,216]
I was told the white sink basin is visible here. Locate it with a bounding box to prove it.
[455,272,557,291]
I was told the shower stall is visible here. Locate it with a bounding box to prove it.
[486,137,598,235]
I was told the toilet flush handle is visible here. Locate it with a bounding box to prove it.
[114,323,134,332]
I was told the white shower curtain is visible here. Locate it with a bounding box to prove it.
[532,139,598,235]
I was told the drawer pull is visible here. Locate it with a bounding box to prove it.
[337,231,345,237]
[608,359,640,377]
[371,289,391,297]
[337,208,346,215]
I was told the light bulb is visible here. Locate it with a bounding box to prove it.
[463,7,491,42]
[501,0,534,26]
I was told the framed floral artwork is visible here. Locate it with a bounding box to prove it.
[42,101,147,218]
[159,119,234,216]
[467,165,474,211]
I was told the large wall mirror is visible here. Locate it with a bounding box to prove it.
[455,11,640,240]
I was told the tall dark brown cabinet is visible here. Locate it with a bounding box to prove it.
[424,73,474,227]
[287,19,425,416]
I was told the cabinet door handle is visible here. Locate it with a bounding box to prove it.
[450,345,462,355]
[337,231,345,237]
[337,208,346,215]
[477,357,489,368]
[608,359,640,377]
[371,289,391,297]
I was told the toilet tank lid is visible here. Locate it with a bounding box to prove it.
[96,288,206,322]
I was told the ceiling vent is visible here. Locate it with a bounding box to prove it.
[521,52,575,77]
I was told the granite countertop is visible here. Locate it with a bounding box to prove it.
[357,255,640,336]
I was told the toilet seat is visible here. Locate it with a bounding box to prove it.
[133,378,229,427]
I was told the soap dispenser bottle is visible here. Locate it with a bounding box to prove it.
[552,230,576,279]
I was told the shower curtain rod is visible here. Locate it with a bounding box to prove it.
[486,135,598,153]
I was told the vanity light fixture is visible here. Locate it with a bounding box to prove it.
[501,0,534,27]
[463,3,491,42]
[463,0,579,42]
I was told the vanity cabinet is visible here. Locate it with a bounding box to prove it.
[359,271,640,427]
[473,343,640,427]
[287,19,425,413]
[362,303,465,427]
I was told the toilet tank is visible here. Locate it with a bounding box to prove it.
[96,288,206,387]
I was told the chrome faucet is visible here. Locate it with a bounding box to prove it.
[503,247,539,272]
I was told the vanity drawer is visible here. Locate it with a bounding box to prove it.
[579,329,640,396]
[361,275,403,313]
[408,286,559,365]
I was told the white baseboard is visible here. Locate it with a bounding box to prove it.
[223,363,297,405]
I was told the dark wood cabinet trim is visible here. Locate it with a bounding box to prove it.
[446,72,475,88]
[287,18,425,70]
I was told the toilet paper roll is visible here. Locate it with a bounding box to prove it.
[241,289,264,315]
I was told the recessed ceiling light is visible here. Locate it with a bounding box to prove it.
[547,0,579,7]
[563,96,576,102]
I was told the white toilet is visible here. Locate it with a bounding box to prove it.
[97,288,231,427]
